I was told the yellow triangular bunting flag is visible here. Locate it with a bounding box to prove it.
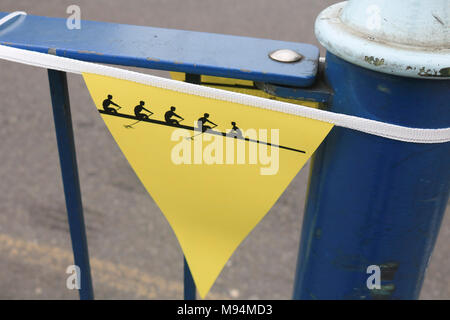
[83,73,333,298]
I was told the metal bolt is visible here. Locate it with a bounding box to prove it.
[269,49,303,63]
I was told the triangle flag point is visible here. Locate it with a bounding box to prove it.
[83,72,333,298]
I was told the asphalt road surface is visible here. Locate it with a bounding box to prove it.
[0,0,448,299]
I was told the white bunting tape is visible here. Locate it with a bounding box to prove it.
[0,12,449,144]
[0,11,27,26]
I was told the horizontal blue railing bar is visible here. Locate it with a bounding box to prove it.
[0,12,319,87]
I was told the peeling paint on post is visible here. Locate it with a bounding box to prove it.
[364,56,384,66]
[380,262,399,281]
[439,68,450,77]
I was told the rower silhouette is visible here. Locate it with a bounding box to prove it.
[197,113,217,132]
[164,106,184,125]
[134,101,153,120]
[229,121,243,138]
[102,94,121,114]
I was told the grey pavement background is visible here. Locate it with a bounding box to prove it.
[0,0,448,300]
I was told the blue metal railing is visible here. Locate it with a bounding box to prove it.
[48,69,94,300]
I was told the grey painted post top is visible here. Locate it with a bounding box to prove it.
[315,0,450,79]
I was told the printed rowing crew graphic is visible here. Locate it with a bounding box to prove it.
[98,95,306,154]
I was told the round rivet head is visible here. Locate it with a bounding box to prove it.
[269,49,303,63]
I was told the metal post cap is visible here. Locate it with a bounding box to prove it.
[269,49,303,63]
[315,0,450,79]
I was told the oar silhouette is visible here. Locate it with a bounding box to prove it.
[186,124,218,140]
[124,111,154,129]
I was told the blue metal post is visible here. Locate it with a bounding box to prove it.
[293,53,450,299]
[47,69,94,300]
[182,73,200,301]
[184,257,196,300]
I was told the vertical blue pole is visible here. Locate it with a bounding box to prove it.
[47,69,94,300]
[293,53,450,300]
[184,257,196,300]
[182,73,200,300]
